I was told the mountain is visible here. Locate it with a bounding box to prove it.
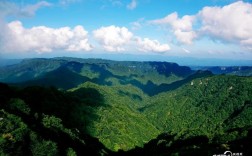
[0,57,252,155]
[0,58,63,83]
[0,57,194,94]
[191,66,252,76]
[0,59,22,67]
[0,83,111,156]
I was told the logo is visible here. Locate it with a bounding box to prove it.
[213,151,243,156]
[224,151,233,156]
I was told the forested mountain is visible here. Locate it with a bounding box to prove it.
[0,57,192,84]
[192,66,252,76]
[0,58,252,155]
[0,59,21,67]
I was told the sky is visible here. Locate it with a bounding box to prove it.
[0,0,252,64]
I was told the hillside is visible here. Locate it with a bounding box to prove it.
[0,58,194,95]
[143,75,252,138]
[0,58,252,155]
[0,83,111,155]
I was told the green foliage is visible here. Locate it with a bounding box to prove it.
[42,114,63,130]
[8,98,31,115]
[0,58,252,155]
[0,85,111,155]
[69,82,160,151]
[0,58,193,95]
[66,148,77,156]
[30,132,58,156]
[0,110,29,155]
[142,75,252,143]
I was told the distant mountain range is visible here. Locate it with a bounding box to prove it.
[191,66,252,76]
[0,58,22,67]
[0,57,194,94]
[0,57,252,155]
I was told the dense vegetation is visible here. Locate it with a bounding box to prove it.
[1,58,252,155]
[0,83,111,155]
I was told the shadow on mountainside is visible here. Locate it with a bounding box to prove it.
[120,70,213,96]
[0,83,112,155]
[12,60,213,97]
[114,130,252,156]
[17,66,91,90]
[18,67,213,97]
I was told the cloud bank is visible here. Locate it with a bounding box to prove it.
[151,12,196,44]
[150,1,252,49]
[93,25,133,52]
[1,0,251,56]
[93,25,170,53]
[199,1,252,48]
[135,37,170,53]
[1,21,92,53]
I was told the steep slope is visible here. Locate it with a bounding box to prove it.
[0,58,64,83]
[1,58,252,155]
[68,82,160,151]
[142,75,252,140]
[0,83,111,156]
[1,74,252,155]
[19,66,90,90]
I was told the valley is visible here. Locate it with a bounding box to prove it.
[0,57,252,155]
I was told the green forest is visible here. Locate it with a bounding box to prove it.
[0,58,252,155]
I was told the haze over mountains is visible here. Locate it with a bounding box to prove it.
[0,57,252,155]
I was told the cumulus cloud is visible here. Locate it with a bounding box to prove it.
[93,25,133,52]
[93,25,170,53]
[198,1,252,48]
[1,21,92,53]
[150,1,252,49]
[127,0,137,10]
[151,12,196,44]
[0,1,171,54]
[135,37,170,53]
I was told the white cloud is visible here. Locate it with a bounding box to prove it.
[130,18,145,30]
[59,0,81,6]
[127,0,137,10]
[20,1,51,17]
[150,12,177,25]
[0,1,171,54]
[93,25,133,52]
[174,30,196,45]
[135,37,170,53]
[150,1,252,49]
[199,1,252,48]
[93,25,170,53]
[0,1,51,18]
[1,21,170,54]
[150,12,196,44]
[1,21,92,53]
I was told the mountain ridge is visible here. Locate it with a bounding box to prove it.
[0,57,252,155]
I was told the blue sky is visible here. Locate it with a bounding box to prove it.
[0,0,252,64]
